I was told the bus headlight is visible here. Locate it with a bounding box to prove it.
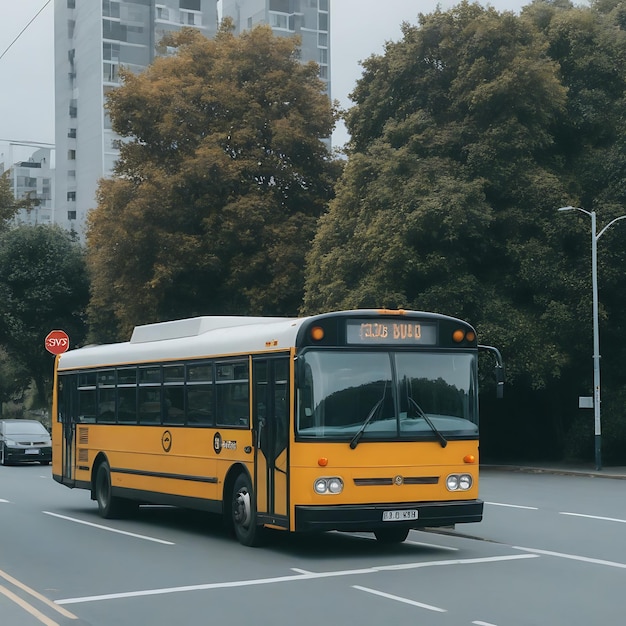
[459,474,473,490]
[314,477,344,495]
[446,473,473,491]
[446,474,459,491]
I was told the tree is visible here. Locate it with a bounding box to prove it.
[0,172,18,230]
[0,347,31,414]
[303,1,626,461]
[1,171,41,231]
[305,2,571,383]
[88,22,341,341]
[0,226,89,406]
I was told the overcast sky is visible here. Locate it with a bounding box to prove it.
[0,0,529,154]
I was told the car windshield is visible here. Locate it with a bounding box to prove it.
[4,421,49,436]
[297,350,478,441]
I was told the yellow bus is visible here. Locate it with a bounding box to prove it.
[52,309,503,546]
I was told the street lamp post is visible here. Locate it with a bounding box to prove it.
[558,206,626,470]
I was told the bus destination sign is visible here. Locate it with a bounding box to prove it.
[346,320,437,345]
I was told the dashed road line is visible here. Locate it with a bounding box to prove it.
[560,511,626,524]
[485,501,538,510]
[43,511,175,545]
[353,585,446,612]
[513,545,626,569]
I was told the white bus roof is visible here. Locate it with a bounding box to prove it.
[58,315,302,371]
[56,310,467,372]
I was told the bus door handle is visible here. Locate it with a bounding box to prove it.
[256,417,266,448]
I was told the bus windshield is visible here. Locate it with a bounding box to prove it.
[297,350,478,441]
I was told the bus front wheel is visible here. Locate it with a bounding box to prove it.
[95,462,126,519]
[231,473,264,547]
[374,527,410,544]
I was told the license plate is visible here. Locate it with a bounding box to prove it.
[382,509,418,522]
[25,449,40,455]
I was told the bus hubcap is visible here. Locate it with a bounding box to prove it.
[234,489,251,528]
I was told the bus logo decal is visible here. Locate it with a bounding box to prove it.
[162,430,172,453]
[394,475,404,486]
[214,432,222,454]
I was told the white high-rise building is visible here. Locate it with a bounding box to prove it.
[221,0,330,97]
[54,0,219,240]
[0,144,55,227]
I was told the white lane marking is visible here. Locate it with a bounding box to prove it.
[406,540,459,551]
[485,501,538,510]
[43,512,175,545]
[353,585,446,612]
[560,511,626,524]
[291,568,312,574]
[513,546,626,569]
[473,621,499,625]
[56,554,537,605]
[0,499,10,503]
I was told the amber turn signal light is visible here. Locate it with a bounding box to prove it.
[311,326,325,341]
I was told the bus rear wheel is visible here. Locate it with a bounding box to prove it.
[95,461,128,519]
[231,473,264,547]
[374,527,410,544]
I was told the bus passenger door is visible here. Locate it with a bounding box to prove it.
[253,357,289,529]
[58,375,76,486]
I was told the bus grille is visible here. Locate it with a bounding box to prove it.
[353,476,439,486]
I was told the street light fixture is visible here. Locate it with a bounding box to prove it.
[558,206,626,470]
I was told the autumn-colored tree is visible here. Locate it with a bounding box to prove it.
[88,22,341,341]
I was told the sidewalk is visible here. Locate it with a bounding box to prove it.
[481,462,626,480]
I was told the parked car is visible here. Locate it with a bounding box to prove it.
[0,419,52,466]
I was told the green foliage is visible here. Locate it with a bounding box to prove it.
[0,172,18,229]
[0,226,89,405]
[303,1,626,461]
[88,24,341,340]
[0,346,30,409]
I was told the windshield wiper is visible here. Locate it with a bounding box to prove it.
[407,396,448,448]
[350,382,387,449]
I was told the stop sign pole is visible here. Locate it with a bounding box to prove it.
[45,330,70,355]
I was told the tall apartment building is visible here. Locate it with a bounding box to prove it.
[54,0,219,240]
[221,0,330,97]
[0,144,55,227]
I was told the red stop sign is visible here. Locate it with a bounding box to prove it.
[45,330,70,355]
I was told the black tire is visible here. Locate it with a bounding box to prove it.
[231,472,264,547]
[374,527,410,544]
[1,444,9,466]
[95,461,126,519]
[40,461,50,466]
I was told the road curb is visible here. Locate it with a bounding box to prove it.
[481,465,626,480]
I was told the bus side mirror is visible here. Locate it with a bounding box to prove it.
[478,345,505,399]
[495,365,505,399]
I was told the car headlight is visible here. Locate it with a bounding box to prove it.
[313,477,344,495]
[4,439,16,446]
[446,473,473,491]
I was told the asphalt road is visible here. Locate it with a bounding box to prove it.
[1,464,624,626]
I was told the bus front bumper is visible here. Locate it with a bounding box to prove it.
[295,499,483,533]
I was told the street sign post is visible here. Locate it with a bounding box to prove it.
[45,330,70,355]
